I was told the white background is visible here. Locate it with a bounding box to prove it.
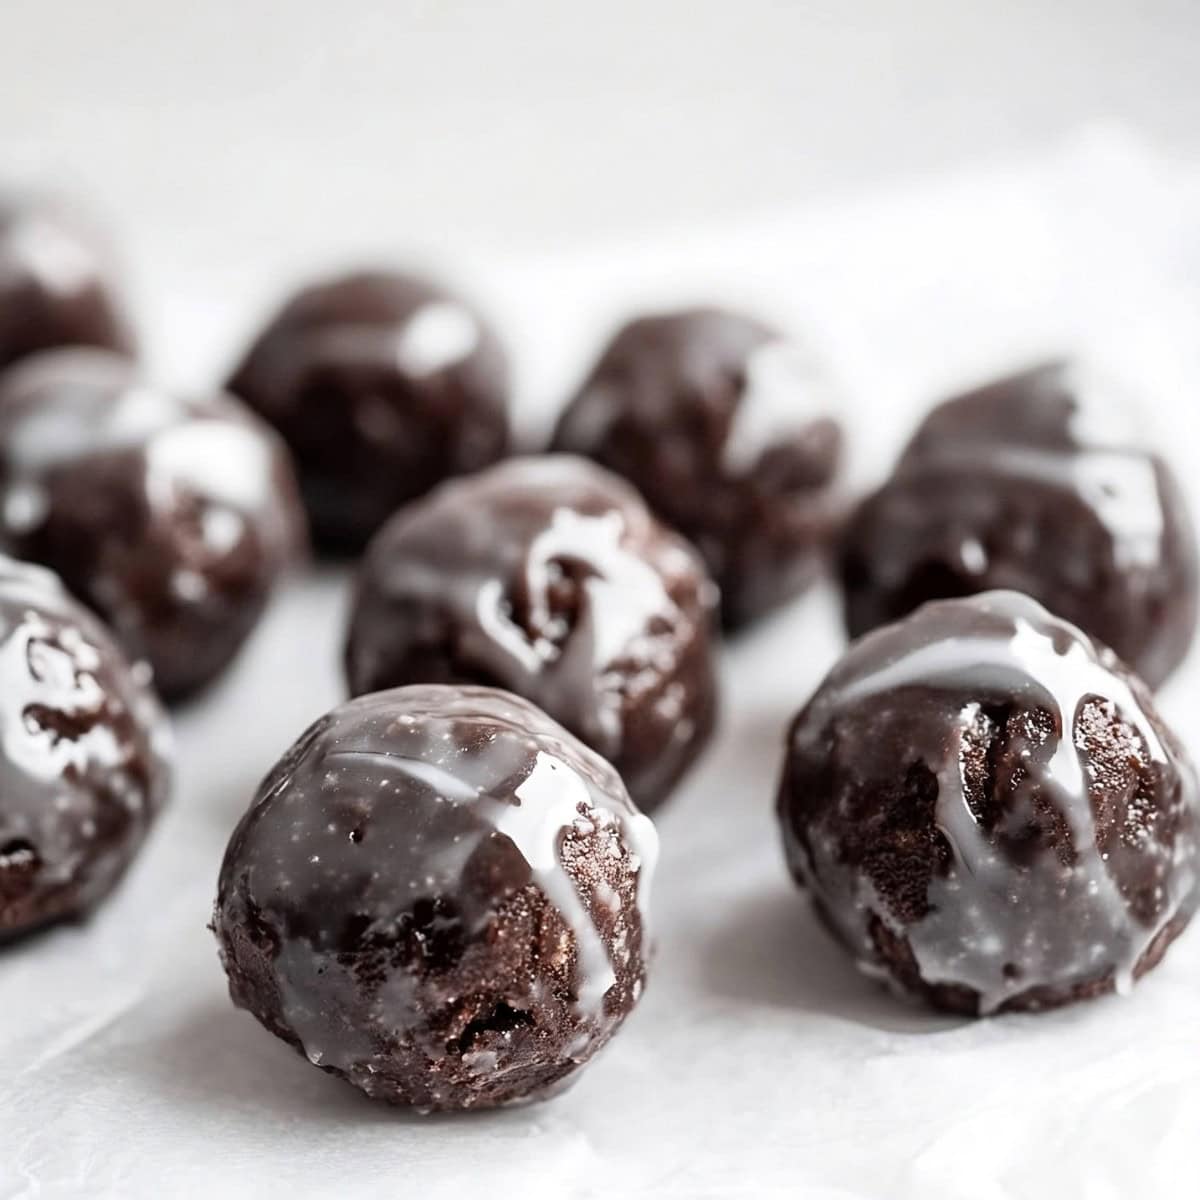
[2,1,1200,260]
[4,7,1200,1200]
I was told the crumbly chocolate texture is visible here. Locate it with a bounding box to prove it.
[0,349,305,701]
[841,361,1199,688]
[345,455,720,813]
[213,684,658,1111]
[552,307,844,628]
[227,270,510,553]
[0,196,134,373]
[777,591,1200,1016]
[0,555,171,938]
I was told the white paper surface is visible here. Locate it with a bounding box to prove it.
[4,130,1200,1200]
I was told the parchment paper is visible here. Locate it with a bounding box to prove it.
[4,129,1200,1200]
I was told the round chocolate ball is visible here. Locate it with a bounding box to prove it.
[0,195,133,371]
[551,307,844,628]
[0,555,171,938]
[213,684,657,1111]
[344,455,720,813]
[0,349,305,701]
[227,270,510,553]
[777,590,1200,1015]
[841,361,1198,688]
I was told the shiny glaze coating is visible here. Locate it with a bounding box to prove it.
[552,307,844,628]
[777,591,1200,1015]
[0,349,305,701]
[345,455,720,813]
[213,684,658,1111]
[227,270,510,552]
[0,555,170,938]
[841,361,1199,687]
[0,196,133,372]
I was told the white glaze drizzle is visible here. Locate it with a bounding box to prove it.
[722,337,839,474]
[474,579,544,674]
[838,596,1167,784]
[305,301,479,379]
[1060,361,1144,449]
[328,749,481,804]
[144,419,276,515]
[0,567,119,773]
[623,810,660,930]
[2,353,177,477]
[0,212,97,293]
[508,751,616,1016]
[395,302,480,376]
[0,558,168,892]
[525,506,681,676]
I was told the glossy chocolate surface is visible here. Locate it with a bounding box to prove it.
[778,591,1200,1015]
[0,349,305,700]
[841,361,1199,687]
[0,555,170,938]
[0,196,133,371]
[228,270,510,552]
[552,307,844,627]
[213,684,657,1111]
[345,455,720,812]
